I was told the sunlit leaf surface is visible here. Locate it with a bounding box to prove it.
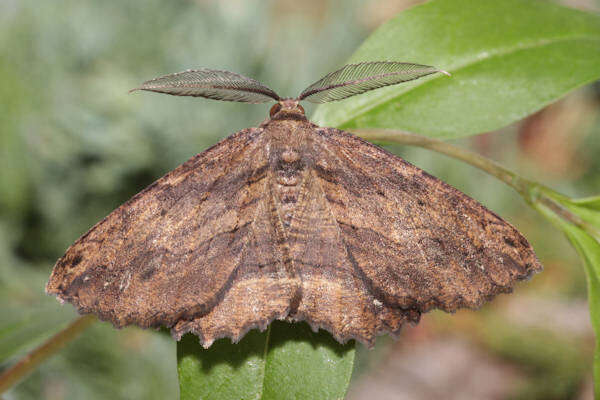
[313,0,600,139]
[177,321,355,400]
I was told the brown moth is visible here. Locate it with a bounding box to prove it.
[46,62,542,348]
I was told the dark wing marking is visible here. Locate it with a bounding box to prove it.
[297,61,449,103]
[130,69,280,103]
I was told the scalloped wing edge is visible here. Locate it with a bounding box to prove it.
[48,265,537,349]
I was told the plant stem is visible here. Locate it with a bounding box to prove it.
[353,128,600,239]
[0,315,96,394]
[353,128,534,194]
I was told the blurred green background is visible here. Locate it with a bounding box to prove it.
[1,0,599,399]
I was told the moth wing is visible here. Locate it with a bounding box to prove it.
[47,127,292,332]
[310,127,541,330]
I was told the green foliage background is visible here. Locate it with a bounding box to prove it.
[1,0,599,399]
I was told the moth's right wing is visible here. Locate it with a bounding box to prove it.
[47,127,295,341]
[311,127,542,317]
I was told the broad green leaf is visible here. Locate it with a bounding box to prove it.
[177,321,355,400]
[532,195,600,394]
[312,0,600,138]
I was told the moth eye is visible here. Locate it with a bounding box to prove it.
[296,104,305,114]
[270,103,282,118]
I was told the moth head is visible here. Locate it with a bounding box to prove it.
[269,99,306,119]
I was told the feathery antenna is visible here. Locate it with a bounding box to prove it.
[297,61,449,103]
[130,69,280,103]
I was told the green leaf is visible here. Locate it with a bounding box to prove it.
[564,196,600,229]
[532,194,600,395]
[312,0,600,139]
[177,321,355,400]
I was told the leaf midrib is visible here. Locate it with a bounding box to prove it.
[331,34,600,128]
[257,324,271,400]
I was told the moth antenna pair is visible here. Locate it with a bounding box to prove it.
[130,61,450,104]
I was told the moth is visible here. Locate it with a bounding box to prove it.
[47,62,542,348]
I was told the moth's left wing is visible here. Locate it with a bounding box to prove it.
[46,127,298,344]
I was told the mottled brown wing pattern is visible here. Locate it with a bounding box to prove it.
[46,127,294,335]
[284,169,418,345]
[300,127,542,343]
[47,111,542,349]
[172,169,301,347]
